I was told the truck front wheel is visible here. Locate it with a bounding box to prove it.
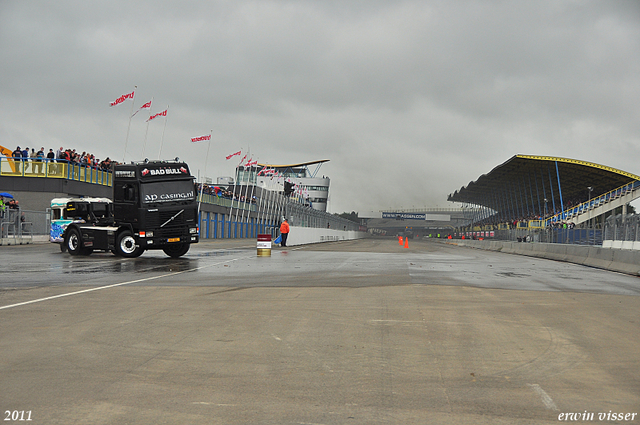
[162,243,190,258]
[116,230,144,258]
[66,228,83,256]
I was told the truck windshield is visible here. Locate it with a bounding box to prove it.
[140,180,195,204]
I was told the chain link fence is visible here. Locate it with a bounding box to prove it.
[284,201,360,232]
[604,214,639,242]
[1,208,50,243]
[493,227,603,245]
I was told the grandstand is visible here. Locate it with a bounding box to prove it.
[447,155,640,241]
[237,160,331,212]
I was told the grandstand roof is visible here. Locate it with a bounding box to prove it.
[448,155,640,218]
[256,159,330,168]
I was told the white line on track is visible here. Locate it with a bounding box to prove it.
[0,254,253,311]
[527,383,559,411]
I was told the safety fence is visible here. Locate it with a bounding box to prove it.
[454,227,602,245]
[0,209,50,244]
[286,201,360,232]
[492,227,603,245]
[198,195,360,240]
[604,214,640,243]
[482,211,639,247]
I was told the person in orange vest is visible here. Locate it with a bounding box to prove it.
[280,218,290,247]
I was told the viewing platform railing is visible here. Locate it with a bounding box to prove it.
[1,157,113,185]
[545,180,640,226]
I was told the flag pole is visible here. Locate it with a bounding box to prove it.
[266,185,275,236]
[197,130,212,226]
[268,173,278,230]
[122,85,137,163]
[234,149,248,233]
[245,158,258,236]
[239,154,253,229]
[158,105,169,159]
[271,173,281,228]
[227,149,243,238]
[256,165,267,234]
[141,96,154,159]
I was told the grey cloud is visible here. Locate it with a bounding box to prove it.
[1,0,639,213]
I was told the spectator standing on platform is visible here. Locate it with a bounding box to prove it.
[29,148,37,173]
[12,147,22,173]
[280,218,290,247]
[21,147,29,172]
[56,146,65,163]
[46,149,56,174]
[35,147,45,174]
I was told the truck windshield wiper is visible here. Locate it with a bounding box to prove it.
[160,209,184,228]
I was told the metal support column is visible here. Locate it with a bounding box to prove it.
[547,164,557,217]
[555,161,565,218]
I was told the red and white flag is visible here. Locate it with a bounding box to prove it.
[244,159,258,167]
[191,134,211,143]
[131,100,152,117]
[147,109,167,122]
[110,90,135,107]
[225,150,241,160]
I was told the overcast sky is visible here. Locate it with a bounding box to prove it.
[1,0,639,213]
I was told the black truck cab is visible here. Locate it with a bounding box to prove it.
[62,160,199,258]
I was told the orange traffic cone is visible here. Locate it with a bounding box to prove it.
[398,236,403,245]
[404,237,409,249]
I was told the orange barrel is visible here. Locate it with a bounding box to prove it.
[257,234,272,257]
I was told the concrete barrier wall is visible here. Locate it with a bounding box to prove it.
[284,226,367,247]
[450,240,640,276]
[603,240,640,251]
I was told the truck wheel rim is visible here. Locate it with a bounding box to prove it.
[68,233,79,251]
[120,235,137,254]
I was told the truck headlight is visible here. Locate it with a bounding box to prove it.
[147,231,154,237]
[189,228,197,234]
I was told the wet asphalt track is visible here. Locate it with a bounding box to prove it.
[0,238,639,424]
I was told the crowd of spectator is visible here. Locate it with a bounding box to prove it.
[197,183,257,204]
[475,209,578,229]
[0,195,19,214]
[9,145,117,173]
